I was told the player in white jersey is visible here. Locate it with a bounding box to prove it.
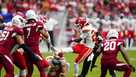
[71,17,102,77]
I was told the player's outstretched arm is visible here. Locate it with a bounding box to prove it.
[15,34,39,62]
[90,45,102,71]
[39,28,49,40]
[120,45,135,72]
[120,45,131,65]
[39,28,54,51]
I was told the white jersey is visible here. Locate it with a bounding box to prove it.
[80,24,97,48]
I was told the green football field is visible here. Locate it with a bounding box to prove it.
[1,50,136,77]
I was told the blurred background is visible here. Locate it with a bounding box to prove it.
[0,0,136,51]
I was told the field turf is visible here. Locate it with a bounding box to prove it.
[1,50,136,77]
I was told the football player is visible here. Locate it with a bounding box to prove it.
[71,17,99,77]
[0,14,39,77]
[23,10,52,77]
[47,50,68,77]
[11,15,27,77]
[96,29,135,77]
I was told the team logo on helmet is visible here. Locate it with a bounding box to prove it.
[12,15,25,28]
[25,10,37,20]
[107,29,119,39]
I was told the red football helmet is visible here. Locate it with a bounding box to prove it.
[57,51,64,58]
[75,17,88,29]
[54,49,64,60]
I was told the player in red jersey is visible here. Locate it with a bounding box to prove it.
[12,48,27,77]
[10,15,27,77]
[96,29,135,77]
[0,15,39,77]
[23,10,51,77]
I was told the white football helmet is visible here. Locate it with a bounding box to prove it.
[107,29,118,39]
[12,15,25,27]
[25,10,37,20]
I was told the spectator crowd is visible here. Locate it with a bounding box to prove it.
[0,0,136,48]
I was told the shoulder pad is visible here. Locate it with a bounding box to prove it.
[14,27,24,35]
[36,21,44,28]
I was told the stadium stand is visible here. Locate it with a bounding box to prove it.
[0,0,136,51]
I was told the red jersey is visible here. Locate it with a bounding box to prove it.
[23,21,44,47]
[127,30,134,38]
[0,26,24,53]
[101,31,107,39]
[122,30,134,38]
[101,39,125,64]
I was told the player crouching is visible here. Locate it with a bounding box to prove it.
[46,49,69,77]
[96,29,135,77]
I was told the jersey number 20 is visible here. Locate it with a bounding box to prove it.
[104,41,116,51]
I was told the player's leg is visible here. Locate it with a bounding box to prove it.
[74,62,79,77]
[0,64,2,77]
[115,63,132,77]
[90,52,100,71]
[0,63,3,74]
[12,50,27,77]
[129,38,134,48]
[0,63,3,69]
[24,53,34,77]
[35,54,49,77]
[66,62,70,72]
[72,43,83,77]
[74,45,93,64]
[26,62,34,77]
[78,55,91,77]
[100,64,108,77]
[35,60,49,77]
[72,43,93,77]
[72,43,84,54]
[1,54,14,77]
[109,68,116,77]
[125,38,129,48]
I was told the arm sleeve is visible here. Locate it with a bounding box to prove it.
[36,21,44,32]
[12,27,24,38]
[19,44,39,62]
